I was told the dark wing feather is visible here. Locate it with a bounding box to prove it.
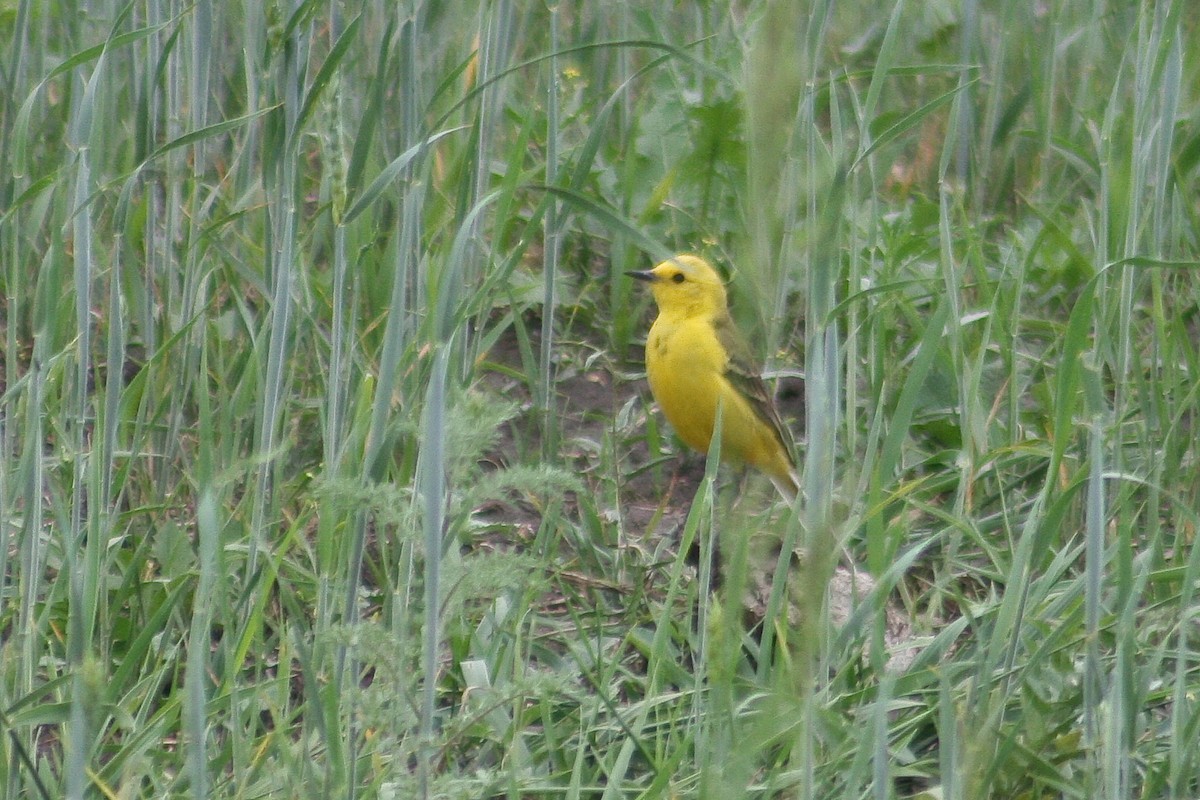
[712,312,798,464]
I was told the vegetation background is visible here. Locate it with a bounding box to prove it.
[2,0,1199,797]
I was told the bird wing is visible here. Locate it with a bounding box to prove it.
[712,312,798,464]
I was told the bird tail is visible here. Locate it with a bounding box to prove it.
[770,469,801,503]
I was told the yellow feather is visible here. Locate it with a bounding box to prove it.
[628,254,799,499]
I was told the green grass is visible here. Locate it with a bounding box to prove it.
[2,1,1200,798]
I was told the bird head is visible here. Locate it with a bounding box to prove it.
[626,254,728,316]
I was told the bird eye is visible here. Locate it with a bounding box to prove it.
[671,272,685,283]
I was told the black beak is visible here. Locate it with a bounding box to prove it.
[626,270,657,282]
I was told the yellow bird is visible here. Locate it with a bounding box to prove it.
[628,254,800,500]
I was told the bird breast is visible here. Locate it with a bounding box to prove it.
[645,316,727,451]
